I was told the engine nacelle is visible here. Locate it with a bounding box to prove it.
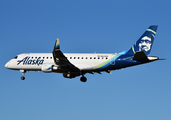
[41,64,53,73]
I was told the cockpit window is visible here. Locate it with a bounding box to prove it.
[13,56,18,59]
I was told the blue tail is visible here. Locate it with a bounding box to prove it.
[126,25,158,56]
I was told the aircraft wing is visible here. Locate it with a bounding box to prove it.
[52,38,80,72]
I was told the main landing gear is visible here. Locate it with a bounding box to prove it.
[80,75,87,82]
[20,70,26,80]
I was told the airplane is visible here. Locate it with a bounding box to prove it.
[5,25,163,82]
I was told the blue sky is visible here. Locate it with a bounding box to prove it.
[1,0,171,120]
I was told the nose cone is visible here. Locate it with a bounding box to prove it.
[5,62,9,68]
[5,60,16,70]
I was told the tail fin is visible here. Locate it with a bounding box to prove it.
[126,25,158,56]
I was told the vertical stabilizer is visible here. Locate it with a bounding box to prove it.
[126,25,158,55]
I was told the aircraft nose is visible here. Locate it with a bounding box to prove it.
[5,62,9,68]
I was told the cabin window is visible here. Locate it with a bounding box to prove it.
[86,57,88,59]
[106,57,108,59]
[74,57,76,59]
[35,57,37,59]
[78,57,80,59]
[47,57,48,59]
[31,57,34,59]
[81,57,83,59]
[90,57,92,59]
[43,57,45,59]
[13,56,18,59]
[70,57,72,59]
[94,57,96,59]
[50,57,52,59]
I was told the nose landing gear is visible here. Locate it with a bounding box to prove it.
[20,70,26,80]
[21,76,25,80]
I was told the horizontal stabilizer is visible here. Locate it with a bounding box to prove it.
[133,51,148,61]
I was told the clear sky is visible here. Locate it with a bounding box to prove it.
[1,0,171,120]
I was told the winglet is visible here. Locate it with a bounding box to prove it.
[54,38,60,50]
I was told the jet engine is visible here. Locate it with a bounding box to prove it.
[41,64,53,72]
[41,64,61,73]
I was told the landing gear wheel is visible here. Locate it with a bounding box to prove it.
[21,76,25,80]
[20,70,26,80]
[80,76,87,82]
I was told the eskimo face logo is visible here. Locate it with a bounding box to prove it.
[17,56,44,66]
[139,36,152,52]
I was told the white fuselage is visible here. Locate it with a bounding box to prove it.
[5,53,117,71]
